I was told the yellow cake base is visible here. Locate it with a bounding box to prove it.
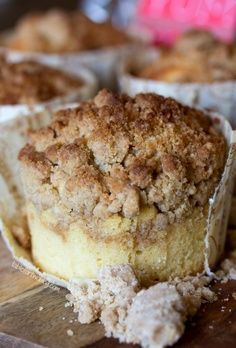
[27,202,208,284]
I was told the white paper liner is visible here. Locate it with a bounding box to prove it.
[0,106,235,289]
[0,105,78,289]
[118,49,236,127]
[0,44,138,90]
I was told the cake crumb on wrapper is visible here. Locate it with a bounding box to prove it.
[38,306,44,311]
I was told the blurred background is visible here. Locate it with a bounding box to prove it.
[0,0,235,43]
[0,0,137,30]
[0,0,77,30]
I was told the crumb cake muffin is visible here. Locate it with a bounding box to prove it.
[3,9,129,53]
[0,55,82,105]
[139,31,236,83]
[18,89,227,284]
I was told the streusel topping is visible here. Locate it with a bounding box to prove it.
[19,89,226,227]
[139,30,236,83]
[4,9,129,53]
[0,56,81,105]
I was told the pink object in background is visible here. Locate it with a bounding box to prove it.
[136,0,236,44]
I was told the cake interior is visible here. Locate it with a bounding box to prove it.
[28,202,207,285]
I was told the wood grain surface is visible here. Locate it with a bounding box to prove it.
[0,236,235,348]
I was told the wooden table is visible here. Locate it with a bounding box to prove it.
[0,236,235,348]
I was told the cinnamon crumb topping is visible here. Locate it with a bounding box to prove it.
[19,89,226,229]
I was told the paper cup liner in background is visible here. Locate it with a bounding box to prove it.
[0,43,138,90]
[118,48,236,128]
[0,107,235,289]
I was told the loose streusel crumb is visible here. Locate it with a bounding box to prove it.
[0,55,81,105]
[66,264,139,332]
[19,89,226,238]
[125,283,186,347]
[67,264,217,348]
[124,277,215,347]
[67,249,236,346]
[216,251,236,282]
[67,279,101,324]
[99,265,140,340]
[66,329,74,337]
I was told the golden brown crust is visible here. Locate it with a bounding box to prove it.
[4,9,129,53]
[0,56,81,104]
[139,30,236,83]
[19,89,227,230]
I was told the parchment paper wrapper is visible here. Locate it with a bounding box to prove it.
[118,49,236,128]
[0,106,235,288]
[0,55,97,124]
[0,43,138,90]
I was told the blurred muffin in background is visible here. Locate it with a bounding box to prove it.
[2,8,130,53]
[0,55,83,105]
[139,31,236,83]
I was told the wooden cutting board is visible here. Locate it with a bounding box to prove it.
[0,236,236,348]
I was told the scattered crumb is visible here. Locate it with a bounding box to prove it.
[65,247,236,348]
[67,265,217,348]
[217,252,236,280]
[62,317,65,320]
[99,264,140,341]
[69,319,73,323]
[66,329,74,337]
[64,302,71,308]
[125,283,186,347]
[39,306,44,311]
[67,279,101,324]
